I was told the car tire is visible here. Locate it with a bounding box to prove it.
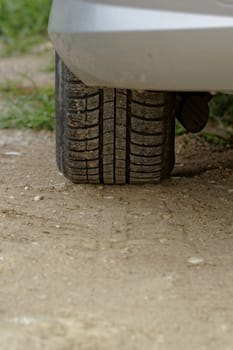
[56,54,176,184]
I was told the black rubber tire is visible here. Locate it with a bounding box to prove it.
[56,54,175,184]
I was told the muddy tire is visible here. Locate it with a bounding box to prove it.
[56,54,175,184]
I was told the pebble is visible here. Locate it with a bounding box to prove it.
[13,317,35,326]
[165,275,175,282]
[0,256,4,261]
[5,151,22,157]
[121,247,130,254]
[34,195,44,201]
[159,238,168,244]
[188,257,205,265]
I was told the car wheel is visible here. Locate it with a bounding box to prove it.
[56,54,176,184]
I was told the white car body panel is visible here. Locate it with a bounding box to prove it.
[49,0,233,91]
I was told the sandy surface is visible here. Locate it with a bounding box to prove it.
[1,52,233,349]
[0,129,233,350]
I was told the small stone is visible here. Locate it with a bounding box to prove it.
[165,275,175,283]
[188,257,205,265]
[159,238,168,244]
[5,151,22,157]
[34,195,44,201]
[24,186,29,191]
[56,225,60,229]
[0,256,4,261]
[162,214,171,220]
[13,317,35,326]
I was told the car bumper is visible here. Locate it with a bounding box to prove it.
[49,0,233,91]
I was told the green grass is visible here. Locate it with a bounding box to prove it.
[199,131,233,148]
[0,0,54,130]
[210,93,233,125]
[175,120,187,136]
[43,58,55,73]
[0,82,55,130]
[0,0,52,54]
[207,94,233,146]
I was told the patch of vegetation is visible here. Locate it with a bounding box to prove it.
[209,93,233,126]
[175,119,187,136]
[43,58,55,73]
[0,0,52,54]
[208,94,233,146]
[199,131,233,148]
[0,82,55,130]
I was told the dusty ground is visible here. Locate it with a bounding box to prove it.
[0,47,54,88]
[1,52,233,350]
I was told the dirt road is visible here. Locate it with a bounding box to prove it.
[1,50,233,349]
[1,127,233,350]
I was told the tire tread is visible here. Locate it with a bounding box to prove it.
[56,54,175,184]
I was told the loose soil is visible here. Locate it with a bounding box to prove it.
[1,52,233,350]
